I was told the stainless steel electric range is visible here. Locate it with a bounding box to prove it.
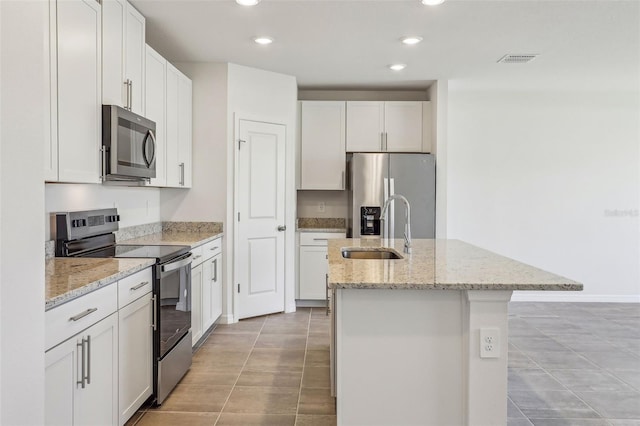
[55,208,192,405]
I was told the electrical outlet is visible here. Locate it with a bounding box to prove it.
[480,328,500,359]
[318,202,326,213]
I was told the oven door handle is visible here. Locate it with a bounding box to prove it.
[161,253,193,273]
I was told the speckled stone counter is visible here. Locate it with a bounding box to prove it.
[297,217,346,233]
[328,238,582,291]
[46,258,155,310]
[120,230,223,247]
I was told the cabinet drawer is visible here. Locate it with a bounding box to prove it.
[45,284,118,351]
[118,267,153,308]
[299,232,346,246]
[201,238,222,260]
[190,245,204,267]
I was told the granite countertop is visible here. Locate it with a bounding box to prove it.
[46,257,155,311]
[46,227,223,310]
[296,217,346,233]
[120,230,223,247]
[328,238,583,291]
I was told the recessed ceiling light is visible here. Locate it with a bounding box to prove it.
[421,0,445,5]
[389,64,406,71]
[236,0,260,5]
[401,36,423,45]
[253,37,273,45]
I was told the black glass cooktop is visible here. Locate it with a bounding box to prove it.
[80,244,190,263]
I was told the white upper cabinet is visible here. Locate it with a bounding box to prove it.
[102,0,145,115]
[166,63,192,188]
[48,0,102,183]
[346,101,431,153]
[145,45,167,187]
[299,101,346,190]
[345,101,385,152]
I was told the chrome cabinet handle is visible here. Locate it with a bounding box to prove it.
[129,80,133,111]
[213,258,218,282]
[193,255,202,260]
[380,132,384,151]
[210,246,219,251]
[76,338,86,388]
[100,145,107,182]
[384,132,388,151]
[123,80,129,110]
[179,163,185,186]
[151,295,157,331]
[313,238,329,241]
[69,308,98,322]
[326,274,330,316]
[341,171,345,189]
[86,335,91,385]
[277,225,287,232]
[130,281,149,291]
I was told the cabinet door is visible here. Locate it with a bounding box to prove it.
[101,0,126,107]
[211,254,223,323]
[124,3,145,115]
[202,256,214,332]
[191,263,203,346]
[118,293,152,426]
[300,101,346,190]
[346,101,384,152]
[299,246,329,300]
[45,337,77,426]
[74,313,118,426]
[384,102,423,152]
[177,72,193,188]
[165,63,180,187]
[56,0,101,183]
[145,46,167,187]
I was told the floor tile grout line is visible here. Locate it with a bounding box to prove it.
[213,317,266,426]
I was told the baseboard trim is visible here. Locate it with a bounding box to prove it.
[510,292,640,303]
[218,314,235,324]
[296,299,327,308]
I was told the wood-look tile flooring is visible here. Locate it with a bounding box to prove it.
[128,307,336,426]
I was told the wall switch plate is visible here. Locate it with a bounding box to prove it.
[480,328,500,358]
[318,202,326,213]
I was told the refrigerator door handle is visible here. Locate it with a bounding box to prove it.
[389,178,395,240]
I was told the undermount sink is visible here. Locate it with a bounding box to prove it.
[341,248,403,260]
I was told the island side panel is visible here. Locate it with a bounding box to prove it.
[462,290,513,426]
[335,289,464,426]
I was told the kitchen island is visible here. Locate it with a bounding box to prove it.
[327,238,582,426]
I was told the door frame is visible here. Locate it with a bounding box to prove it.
[229,112,296,323]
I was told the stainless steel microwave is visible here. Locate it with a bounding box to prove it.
[102,105,156,182]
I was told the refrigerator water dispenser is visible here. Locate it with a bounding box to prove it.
[360,206,381,236]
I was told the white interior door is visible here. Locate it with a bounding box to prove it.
[236,120,286,319]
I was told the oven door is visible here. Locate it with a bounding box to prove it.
[156,253,192,359]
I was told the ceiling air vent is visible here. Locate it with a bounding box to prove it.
[497,54,538,64]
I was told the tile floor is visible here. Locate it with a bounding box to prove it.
[128,303,640,426]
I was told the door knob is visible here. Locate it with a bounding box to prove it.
[277,225,287,232]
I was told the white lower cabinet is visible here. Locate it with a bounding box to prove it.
[191,238,223,347]
[45,313,118,426]
[298,232,345,300]
[118,292,152,426]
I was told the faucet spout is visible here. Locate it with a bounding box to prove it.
[380,194,412,254]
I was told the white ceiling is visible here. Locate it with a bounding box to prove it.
[131,0,640,91]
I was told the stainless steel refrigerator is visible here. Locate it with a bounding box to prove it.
[347,153,436,239]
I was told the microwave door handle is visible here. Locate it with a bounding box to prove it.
[143,130,156,168]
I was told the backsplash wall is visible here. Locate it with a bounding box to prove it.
[45,183,161,240]
[297,190,348,218]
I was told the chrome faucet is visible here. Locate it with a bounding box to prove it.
[380,194,412,254]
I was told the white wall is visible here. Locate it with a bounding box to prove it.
[45,184,161,239]
[297,190,348,219]
[0,1,46,423]
[227,63,298,316]
[447,88,640,302]
[160,62,228,223]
